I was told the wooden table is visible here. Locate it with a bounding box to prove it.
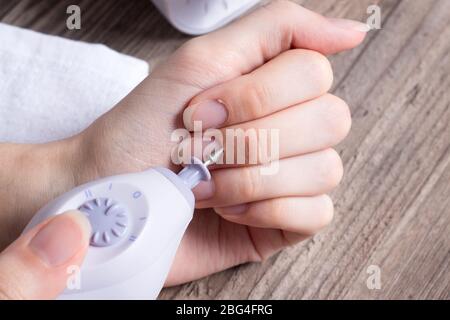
[1,0,448,299]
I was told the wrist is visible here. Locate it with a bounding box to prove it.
[0,135,85,249]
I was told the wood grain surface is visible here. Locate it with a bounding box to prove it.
[1,0,448,299]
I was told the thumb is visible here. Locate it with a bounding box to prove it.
[159,1,368,91]
[0,211,91,300]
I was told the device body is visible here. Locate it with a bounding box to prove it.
[151,0,260,35]
[24,167,195,299]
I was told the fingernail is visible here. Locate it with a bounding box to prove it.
[183,100,228,131]
[215,204,248,215]
[328,18,371,32]
[29,211,91,267]
[192,180,215,201]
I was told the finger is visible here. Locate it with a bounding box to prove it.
[170,0,367,85]
[178,94,351,166]
[0,211,90,300]
[183,49,334,130]
[214,195,334,236]
[194,149,343,207]
[223,94,351,163]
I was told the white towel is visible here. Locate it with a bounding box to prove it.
[0,23,149,143]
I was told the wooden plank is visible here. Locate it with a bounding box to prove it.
[1,0,448,299]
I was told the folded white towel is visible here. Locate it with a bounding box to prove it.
[0,23,149,143]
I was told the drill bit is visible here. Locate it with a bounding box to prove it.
[203,148,224,167]
[177,148,224,189]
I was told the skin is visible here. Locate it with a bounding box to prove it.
[0,1,367,298]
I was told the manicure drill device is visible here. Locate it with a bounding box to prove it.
[24,150,223,299]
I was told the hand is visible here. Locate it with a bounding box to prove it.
[0,1,368,287]
[0,211,90,299]
[77,1,367,285]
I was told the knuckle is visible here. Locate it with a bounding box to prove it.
[241,80,273,119]
[267,200,286,226]
[318,149,344,190]
[238,168,261,200]
[304,50,334,92]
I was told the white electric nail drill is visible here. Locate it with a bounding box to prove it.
[24,149,223,300]
[151,0,261,35]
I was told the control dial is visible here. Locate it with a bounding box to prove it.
[79,197,129,247]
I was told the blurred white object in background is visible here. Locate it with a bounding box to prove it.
[151,0,260,35]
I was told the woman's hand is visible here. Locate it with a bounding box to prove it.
[80,1,367,285]
[0,1,368,287]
